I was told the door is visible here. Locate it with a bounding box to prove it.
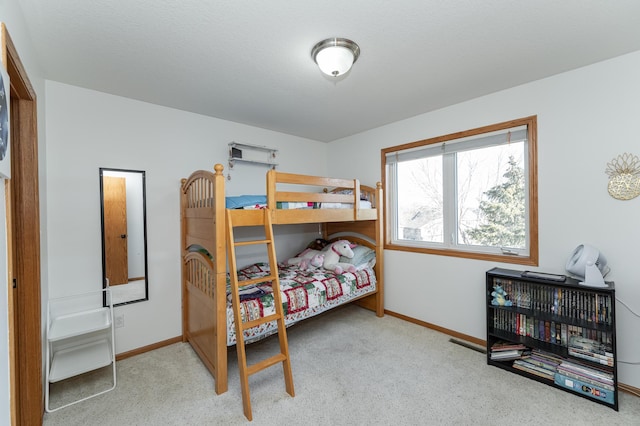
[4,23,42,425]
[103,176,128,285]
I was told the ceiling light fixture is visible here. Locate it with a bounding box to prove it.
[311,38,360,77]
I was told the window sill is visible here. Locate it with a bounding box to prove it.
[384,243,538,266]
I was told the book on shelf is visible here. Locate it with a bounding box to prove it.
[568,348,614,367]
[524,355,560,372]
[513,365,554,381]
[531,349,564,364]
[491,341,527,351]
[490,341,529,361]
[514,359,555,376]
[490,350,525,361]
[555,368,615,391]
[567,326,613,346]
[554,372,615,405]
[558,360,614,385]
[556,365,613,388]
[544,321,550,342]
[512,359,555,380]
[568,335,614,357]
[564,357,614,377]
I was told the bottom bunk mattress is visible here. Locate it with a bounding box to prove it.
[226,262,376,345]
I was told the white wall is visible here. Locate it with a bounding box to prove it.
[0,1,47,424]
[329,50,640,389]
[44,81,328,354]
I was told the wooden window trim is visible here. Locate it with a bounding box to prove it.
[381,116,538,266]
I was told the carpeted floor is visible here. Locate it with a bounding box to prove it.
[43,304,640,425]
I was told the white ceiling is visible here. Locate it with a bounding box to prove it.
[17,0,640,142]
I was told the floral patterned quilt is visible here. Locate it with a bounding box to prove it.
[226,262,376,345]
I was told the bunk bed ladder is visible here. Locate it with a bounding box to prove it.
[225,207,295,421]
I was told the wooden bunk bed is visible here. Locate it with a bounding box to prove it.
[180,163,384,395]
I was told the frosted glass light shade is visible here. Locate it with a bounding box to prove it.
[311,38,360,77]
[315,46,354,77]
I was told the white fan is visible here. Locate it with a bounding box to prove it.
[565,244,611,288]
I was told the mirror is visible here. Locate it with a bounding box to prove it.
[100,168,149,306]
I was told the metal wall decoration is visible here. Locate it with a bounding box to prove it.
[605,153,640,200]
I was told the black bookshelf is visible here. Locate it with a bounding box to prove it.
[486,267,618,410]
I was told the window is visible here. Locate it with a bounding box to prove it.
[382,116,538,265]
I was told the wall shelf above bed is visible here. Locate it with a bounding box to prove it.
[228,142,278,170]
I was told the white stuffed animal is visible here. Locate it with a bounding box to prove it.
[288,240,356,274]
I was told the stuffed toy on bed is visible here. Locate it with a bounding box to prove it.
[306,238,329,251]
[298,253,324,271]
[287,240,357,274]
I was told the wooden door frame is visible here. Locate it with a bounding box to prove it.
[3,23,42,425]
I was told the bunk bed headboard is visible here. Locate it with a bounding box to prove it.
[180,164,229,394]
[180,165,226,256]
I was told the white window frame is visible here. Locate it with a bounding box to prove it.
[382,116,538,266]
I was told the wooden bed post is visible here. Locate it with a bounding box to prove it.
[374,182,384,317]
[353,179,360,221]
[266,168,277,222]
[212,164,228,394]
[180,178,188,342]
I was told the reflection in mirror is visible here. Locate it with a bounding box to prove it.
[100,168,149,306]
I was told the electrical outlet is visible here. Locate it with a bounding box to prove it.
[115,314,124,328]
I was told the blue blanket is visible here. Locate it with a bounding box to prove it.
[225,195,267,209]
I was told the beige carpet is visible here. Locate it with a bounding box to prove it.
[44,304,640,425]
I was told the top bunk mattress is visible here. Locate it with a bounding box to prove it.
[226,194,372,210]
